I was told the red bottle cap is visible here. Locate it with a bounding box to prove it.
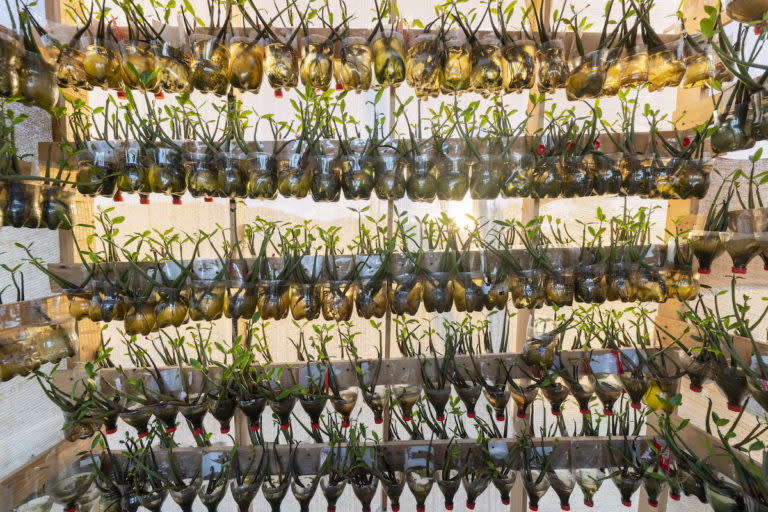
[502,498,510,505]
[220,427,230,434]
[154,92,165,100]
[436,415,446,421]
[336,83,344,90]
[204,197,213,202]
[727,404,742,412]
[467,412,476,418]
[593,140,601,150]
[466,503,475,510]
[403,416,412,422]
[64,506,78,512]
[496,415,505,422]
[275,89,283,98]
[631,402,642,410]
[445,505,453,511]
[341,420,350,428]
[138,431,148,438]
[670,493,681,501]
[690,385,703,392]
[561,506,570,511]
[172,197,182,205]
[140,196,150,205]
[683,137,691,147]
[648,501,658,508]
[327,507,335,512]
[193,428,204,435]
[764,265,768,271]
[375,418,383,424]
[529,505,538,511]
[604,410,614,416]
[535,144,546,156]
[584,500,594,507]
[311,423,320,430]
[392,507,400,512]
[117,91,127,100]
[417,507,425,512]
[105,428,117,435]
[622,500,632,507]
[249,424,260,431]
[580,409,591,415]
[552,410,561,416]
[281,422,290,430]
[732,267,746,274]
[113,191,123,202]
[516,412,527,419]
[165,427,177,434]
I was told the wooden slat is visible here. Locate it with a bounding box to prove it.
[698,259,768,288]
[43,246,673,292]
[681,0,732,33]
[99,436,656,476]
[52,347,683,390]
[655,314,767,361]
[0,439,90,509]
[674,92,721,130]
[37,131,689,170]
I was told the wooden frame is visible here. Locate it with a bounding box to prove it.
[3,0,761,510]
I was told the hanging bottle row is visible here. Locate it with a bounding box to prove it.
[1,86,718,209]
[0,0,749,109]
[26,298,768,511]
[19,208,723,336]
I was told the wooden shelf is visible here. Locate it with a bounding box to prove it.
[52,347,682,392]
[99,436,656,476]
[43,244,673,293]
[655,314,767,361]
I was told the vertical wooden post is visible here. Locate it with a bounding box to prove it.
[509,4,551,511]
[380,3,399,511]
[43,0,101,364]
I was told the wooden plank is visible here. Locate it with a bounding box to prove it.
[698,259,768,288]
[38,131,688,169]
[655,314,767,361]
[43,244,671,293]
[98,436,656,476]
[0,439,90,509]
[674,92,721,130]
[51,347,683,390]
[681,0,732,33]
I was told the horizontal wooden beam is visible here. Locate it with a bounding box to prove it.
[96,436,657,477]
[38,132,686,169]
[52,347,682,392]
[655,314,767,361]
[44,243,672,293]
